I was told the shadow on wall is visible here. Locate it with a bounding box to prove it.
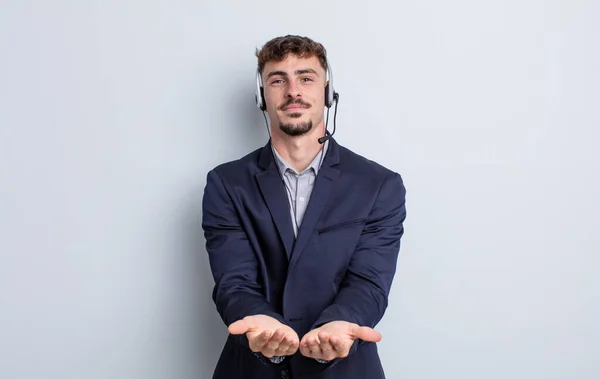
[225,69,270,152]
[184,202,226,377]
[178,71,267,377]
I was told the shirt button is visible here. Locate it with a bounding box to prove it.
[281,369,290,379]
[299,196,305,202]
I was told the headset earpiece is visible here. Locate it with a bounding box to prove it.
[259,86,266,111]
[325,64,334,108]
[255,70,266,111]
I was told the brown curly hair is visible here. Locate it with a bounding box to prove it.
[255,35,328,75]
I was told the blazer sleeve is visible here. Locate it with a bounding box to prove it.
[311,171,407,357]
[202,169,287,334]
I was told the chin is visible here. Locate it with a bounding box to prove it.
[279,119,313,137]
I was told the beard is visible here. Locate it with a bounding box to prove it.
[277,98,313,136]
[279,113,313,136]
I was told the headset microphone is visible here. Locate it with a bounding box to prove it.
[318,92,339,144]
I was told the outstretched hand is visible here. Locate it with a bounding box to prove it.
[228,315,299,358]
[299,321,382,362]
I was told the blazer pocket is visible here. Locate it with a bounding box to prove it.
[317,218,366,235]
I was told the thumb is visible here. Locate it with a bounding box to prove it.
[228,318,251,335]
[351,326,382,343]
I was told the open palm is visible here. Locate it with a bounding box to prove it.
[229,315,299,358]
[300,321,382,362]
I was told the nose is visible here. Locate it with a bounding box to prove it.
[285,80,301,98]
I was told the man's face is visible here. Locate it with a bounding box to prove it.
[262,54,326,137]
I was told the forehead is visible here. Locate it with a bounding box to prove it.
[262,54,325,76]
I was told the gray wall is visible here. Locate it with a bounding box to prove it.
[1,1,598,378]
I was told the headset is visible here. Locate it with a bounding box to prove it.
[255,62,340,144]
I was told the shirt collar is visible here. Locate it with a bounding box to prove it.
[271,139,329,177]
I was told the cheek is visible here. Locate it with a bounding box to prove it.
[311,98,326,113]
[309,90,326,106]
[265,98,283,114]
[264,88,282,102]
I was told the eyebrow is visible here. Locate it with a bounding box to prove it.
[296,68,318,76]
[266,68,320,79]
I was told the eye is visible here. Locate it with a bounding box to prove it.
[301,77,314,82]
[270,79,285,85]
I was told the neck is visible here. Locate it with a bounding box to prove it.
[271,121,326,173]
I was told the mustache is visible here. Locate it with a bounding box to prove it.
[278,99,311,111]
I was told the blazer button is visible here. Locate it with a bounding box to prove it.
[281,369,290,379]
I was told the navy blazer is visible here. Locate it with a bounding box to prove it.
[202,137,406,379]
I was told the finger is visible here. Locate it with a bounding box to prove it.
[276,333,295,354]
[318,332,333,352]
[284,336,300,355]
[266,329,286,351]
[306,335,322,358]
[299,336,309,350]
[317,332,336,361]
[300,335,308,348]
[300,342,314,358]
[299,343,310,357]
[299,333,314,357]
[329,335,348,356]
[228,319,250,335]
[254,329,273,348]
[248,329,271,352]
[351,326,382,343]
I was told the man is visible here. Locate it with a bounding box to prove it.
[202,35,407,379]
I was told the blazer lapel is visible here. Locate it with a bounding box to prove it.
[288,139,341,270]
[255,142,295,258]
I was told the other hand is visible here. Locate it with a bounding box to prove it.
[299,321,381,362]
